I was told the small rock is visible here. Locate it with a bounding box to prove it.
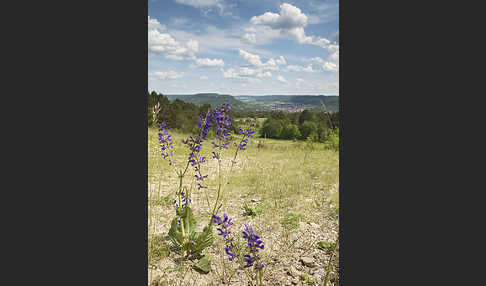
[314,268,326,276]
[287,265,302,278]
[309,222,320,228]
[301,256,316,268]
[251,198,259,202]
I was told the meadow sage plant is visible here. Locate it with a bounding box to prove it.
[153,102,262,278]
[212,214,265,286]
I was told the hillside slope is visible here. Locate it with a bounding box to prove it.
[165,93,250,110]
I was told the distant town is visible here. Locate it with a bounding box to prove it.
[263,103,320,113]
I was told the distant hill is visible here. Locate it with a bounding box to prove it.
[164,93,339,112]
[165,93,251,110]
[235,95,339,112]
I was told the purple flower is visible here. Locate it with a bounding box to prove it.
[211,104,233,159]
[173,192,191,209]
[242,224,264,269]
[237,127,255,151]
[212,213,237,261]
[182,110,215,190]
[158,121,174,165]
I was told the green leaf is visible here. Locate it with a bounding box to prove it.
[316,241,335,251]
[168,218,183,247]
[193,225,214,253]
[181,207,197,236]
[192,254,211,274]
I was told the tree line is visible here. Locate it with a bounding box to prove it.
[148,91,339,145]
[260,110,339,142]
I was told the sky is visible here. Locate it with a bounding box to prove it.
[148,0,339,96]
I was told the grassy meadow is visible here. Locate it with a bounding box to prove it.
[148,127,339,286]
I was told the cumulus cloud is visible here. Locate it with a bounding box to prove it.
[148,16,166,31]
[238,49,286,70]
[148,18,199,60]
[296,78,305,88]
[171,17,188,26]
[241,26,281,45]
[174,0,221,8]
[305,53,339,73]
[284,64,317,73]
[174,0,231,16]
[221,50,285,81]
[149,16,227,72]
[242,32,257,44]
[322,61,338,72]
[250,3,308,30]
[222,66,271,80]
[149,70,185,80]
[186,39,199,53]
[223,68,238,78]
[193,57,224,67]
[277,75,289,85]
[249,3,338,53]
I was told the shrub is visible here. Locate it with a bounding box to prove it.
[281,124,301,140]
[299,121,318,140]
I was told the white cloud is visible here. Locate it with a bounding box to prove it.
[241,26,281,46]
[307,57,324,64]
[242,32,257,44]
[259,71,272,78]
[150,71,185,80]
[174,0,220,8]
[238,49,286,70]
[223,68,238,78]
[174,0,232,16]
[193,57,224,67]
[148,20,198,60]
[249,3,338,52]
[186,39,199,53]
[296,78,305,88]
[322,61,338,72]
[329,51,339,61]
[305,52,339,72]
[222,66,271,80]
[277,75,289,85]
[250,3,308,30]
[148,16,166,31]
[239,49,263,66]
[171,17,188,26]
[284,64,317,73]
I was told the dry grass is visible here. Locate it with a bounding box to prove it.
[148,128,339,286]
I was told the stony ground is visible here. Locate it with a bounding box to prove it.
[148,129,339,286]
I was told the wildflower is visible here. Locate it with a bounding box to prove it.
[212,213,237,261]
[242,224,264,269]
[211,104,232,153]
[173,192,191,209]
[237,127,255,151]
[158,121,174,165]
[182,110,214,190]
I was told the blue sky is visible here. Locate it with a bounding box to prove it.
[148,0,339,95]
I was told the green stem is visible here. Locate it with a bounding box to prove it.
[177,161,191,254]
[209,158,222,223]
[322,247,336,286]
[244,269,255,286]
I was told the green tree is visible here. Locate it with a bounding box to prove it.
[281,123,301,140]
[298,109,316,125]
[299,121,318,140]
[261,118,284,138]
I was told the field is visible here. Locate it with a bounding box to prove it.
[148,127,339,286]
